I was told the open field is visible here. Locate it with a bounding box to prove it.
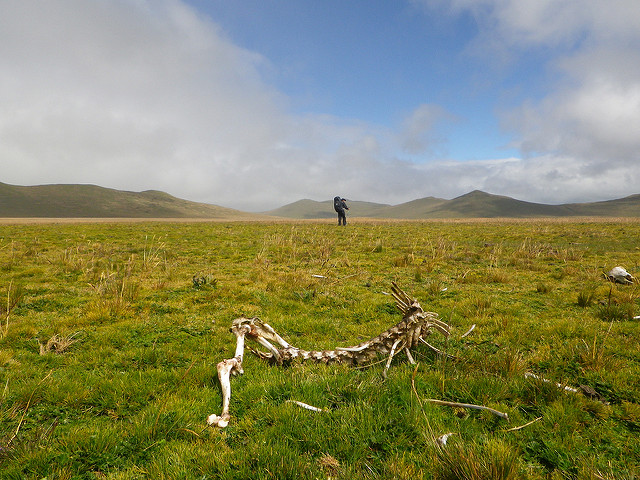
[1,220,639,479]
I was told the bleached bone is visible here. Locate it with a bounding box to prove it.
[461,324,476,338]
[335,344,369,353]
[524,372,579,393]
[425,398,509,420]
[382,338,403,379]
[606,266,635,284]
[436,432,456,446]
[207,282,450,427]
[206,322,250,427]
[420,338,457,359]
[286,400,326,412]
[505,416,542,432]
[404,347,416,365]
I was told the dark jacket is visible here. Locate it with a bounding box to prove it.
[334,196,348,212]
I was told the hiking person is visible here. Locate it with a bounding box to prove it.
[333,196,349,226]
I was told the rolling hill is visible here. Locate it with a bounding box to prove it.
[265,190,640,219]
[265,198,391,219]
[2,182,639,219]
[0,182,257,219]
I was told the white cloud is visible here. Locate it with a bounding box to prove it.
[1,0,639,212]
[399,104,455,156]
[428,0,640,47]
[0,0,446,210]
[0,0,294,209]
[418,0,640,201]
[510,48,640,170]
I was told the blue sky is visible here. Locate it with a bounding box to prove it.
[195,0,517,159]
[1,0,639,211]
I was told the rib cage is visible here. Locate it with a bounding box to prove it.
[238,282,450,365]
[208,282,451,428]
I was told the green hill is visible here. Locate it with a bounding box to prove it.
[0,182,257,219]
[266,190,640,219]
[423,190,571,218]
[2,182,639,219]
[370,196,448,219]
[264,199,391,219]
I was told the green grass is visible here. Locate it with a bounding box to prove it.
[0,220,639,479]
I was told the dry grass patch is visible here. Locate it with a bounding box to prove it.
[38,332,80,355]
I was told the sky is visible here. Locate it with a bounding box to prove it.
[1,0,639,211]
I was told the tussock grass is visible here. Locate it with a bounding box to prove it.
[0,220,639,478]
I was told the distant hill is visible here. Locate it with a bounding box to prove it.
[2,182,638,219]
[265,199,391,219]
[265,190,640,219]
[0,182,258,219]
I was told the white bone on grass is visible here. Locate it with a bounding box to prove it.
[286,400,326,412]
[206,323,249,428]
[524,372,579,393]
[606,266,635,284]
[436,432,456,446]
[206,283,450,427]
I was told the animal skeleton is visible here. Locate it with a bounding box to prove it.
[207,282,450,428]
[606,266,635,285]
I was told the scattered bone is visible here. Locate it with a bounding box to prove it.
[505,416,542,432]
[524,372,579,393]
[606,266,635,284]
[461,324,476,339]
[436,432,456,446]
[526,373,610,404]
[207,282,450,427]
[286,400,326,412]
[419,338,458,360]
[425,398,509,420]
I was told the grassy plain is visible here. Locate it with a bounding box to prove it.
[0,219,639,479]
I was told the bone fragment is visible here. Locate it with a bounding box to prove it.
[425,398,509,420]
[436,432,456,446]
[207,360,236,427]
[253,335,285,361]
[286,400,326,412]
[419,338,458,359]
[505,416,542,432]
[336,344,370,353]
[382,338,403,379]
[461,324,476,339]
[524,372,579,393]
[404,347,416,365]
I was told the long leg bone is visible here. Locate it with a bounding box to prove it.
[206,322,250,427]
[207,284,450,427]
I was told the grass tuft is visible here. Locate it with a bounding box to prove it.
[39,332,80,355]
[577,288,596,307]
[435,439,521,480]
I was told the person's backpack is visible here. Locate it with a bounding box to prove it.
[334,196,343,212]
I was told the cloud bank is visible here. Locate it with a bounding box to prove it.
[1,0,638,210]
